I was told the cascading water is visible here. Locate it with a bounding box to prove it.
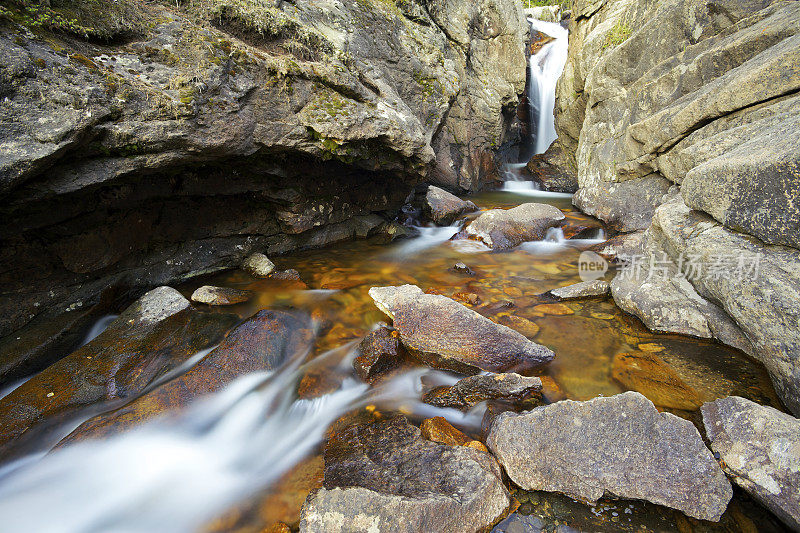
[502,17,569,192]
[526,19,569,156]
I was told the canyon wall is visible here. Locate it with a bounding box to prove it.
[0,0,528,383]
[554,0,800,414]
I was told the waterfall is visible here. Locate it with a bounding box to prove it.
[526,18,569,156]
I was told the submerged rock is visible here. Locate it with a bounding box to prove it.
[353,325,405,383]
[299,415,512,533]
[424,186,477,225]
[369,285,555,374]
[549,280,609,300]
[242,253,276,278]
[464,203,565,250]
[612,352,703,411]
[487,392,732,521]
[450,262,476,276]
[702,396,800,530]
[423,373,542,410]
[271,269,303,282]
[0,287,238,460]
[191,285,253,306]
[61,310,314,443]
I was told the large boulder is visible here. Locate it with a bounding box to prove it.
[299,415,513,533]
[369,285,555,374]
[464,203,566,250]
[0,287,238,461]
[59,310,313,444]
[487,392,732,521]
[702,396,800,531]
[424,185,477,225]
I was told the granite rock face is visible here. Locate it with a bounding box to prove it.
[702,396,800,531]
[299,415,512,533]
[487,392,732,521]
[0,287,238,461]
[0,0,528,374]
[424,185,477,225]
[369,285,555,374]
[554,0,800,416]
[464,203,565,250]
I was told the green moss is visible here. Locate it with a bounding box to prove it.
[2,0,147,40]
[603,18,632,49]
[69,53,98,70]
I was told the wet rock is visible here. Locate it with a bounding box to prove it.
[702,396,800,531]
[549,280,609,300]
[450,262,476,276]
[525,5,561,23]
[539,376,567,403]
[353,326,405,383]
[61,310,313,443]
[420,416,487,452]
[465,203,565,250]
[369,285,555,374]
[300,415,512,533]
[191,285,252,306]
[526,143,577,193]
[271,269,302,282]
[487,392,732,521]
[423,373,542,410]
[424,186,477,225]
[242,253,276,278]
[0,287,238,460]
[612,352,703,411]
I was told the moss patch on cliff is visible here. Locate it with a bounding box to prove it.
[603,18,632,49]
[1,0,147,40]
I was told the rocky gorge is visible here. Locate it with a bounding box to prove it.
[0,0,799,532]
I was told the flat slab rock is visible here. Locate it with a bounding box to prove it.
[702,396,800,530]
[549,280,610,300]
[487,391,732,521]
[464,203,565,250]
[425,185,477,225]
[423,372,542,410]
[299,415,512,533]
[369,285,555,374]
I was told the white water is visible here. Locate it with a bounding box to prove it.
[0,336,485,533]
[527,19,569,155]
[385,225,459,258]
[80,315,119,346]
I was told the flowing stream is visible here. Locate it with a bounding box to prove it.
[0,15,786,533]
[0,187,783,532]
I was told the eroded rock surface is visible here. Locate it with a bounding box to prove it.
[369,285,555,374]
[702,396,800,531]
[464,203,565,250]
[299,415,512,533]
[487,392,732,521]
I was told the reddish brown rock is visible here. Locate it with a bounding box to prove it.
[0,287,238,460]
[60,310,313,444]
